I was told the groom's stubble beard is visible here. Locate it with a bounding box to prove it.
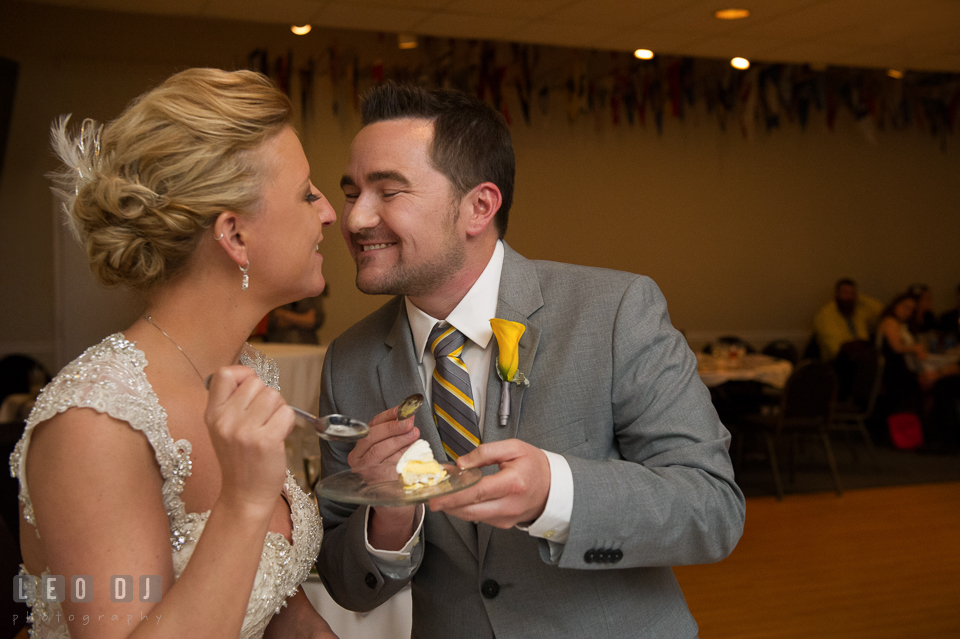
[353,206,465,297]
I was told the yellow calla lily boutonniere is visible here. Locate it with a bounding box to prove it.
[490,319,529,426]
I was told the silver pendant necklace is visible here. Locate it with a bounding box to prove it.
[142,314,206,384]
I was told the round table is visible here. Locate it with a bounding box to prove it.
[255,342,327,412]
[255,342,327,489]
[696,353,793,390]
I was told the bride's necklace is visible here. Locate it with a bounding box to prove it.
[142,314,206,384]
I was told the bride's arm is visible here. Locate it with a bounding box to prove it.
[27,366,292,639]
[263,587,339,639]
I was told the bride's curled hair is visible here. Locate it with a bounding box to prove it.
[49,68,292,291]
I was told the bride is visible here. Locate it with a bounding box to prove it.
[10,68,338,638]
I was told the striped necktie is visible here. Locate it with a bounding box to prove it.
[429,323,481,461]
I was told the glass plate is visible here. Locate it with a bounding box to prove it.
[315,462,482,506]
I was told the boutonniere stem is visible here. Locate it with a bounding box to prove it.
[498,380,511,427]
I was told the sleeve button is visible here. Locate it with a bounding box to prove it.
[364,573,377,589]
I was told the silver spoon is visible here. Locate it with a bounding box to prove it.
[291,408,370,442]
[203,374,369,442]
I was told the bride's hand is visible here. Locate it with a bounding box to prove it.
[205,365,294,517]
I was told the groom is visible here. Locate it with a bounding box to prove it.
[316,84,744,639]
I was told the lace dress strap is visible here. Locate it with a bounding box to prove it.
[9,334,191,532]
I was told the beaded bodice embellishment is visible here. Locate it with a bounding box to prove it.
[9,334,321,639]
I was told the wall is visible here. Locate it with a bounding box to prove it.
[1,0,958,371]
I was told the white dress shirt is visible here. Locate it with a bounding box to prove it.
[367,240,573,566]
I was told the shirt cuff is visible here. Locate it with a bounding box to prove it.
[516,450,572,546]
[365,505,425,579]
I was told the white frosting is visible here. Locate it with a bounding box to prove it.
[396,439,436,473]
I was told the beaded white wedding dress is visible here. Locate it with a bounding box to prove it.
[9,334,322,639]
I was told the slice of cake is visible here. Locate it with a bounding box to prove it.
[396,439,448,491]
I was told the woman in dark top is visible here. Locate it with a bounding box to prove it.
[876,293,925,415]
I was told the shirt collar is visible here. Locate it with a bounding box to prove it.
[406,240,505,363]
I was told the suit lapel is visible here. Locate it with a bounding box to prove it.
[479,243,543,560]
[377,300,480,559]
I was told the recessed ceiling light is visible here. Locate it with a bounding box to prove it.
[715,8,750,20]
[887,69,904,79]
[731,57,750,70]
[398,33,417,49]
[291,24,311,35]
[634,49,654,60]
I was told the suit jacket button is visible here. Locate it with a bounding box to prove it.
[597,550,609,562]
[364,573,377,589]
[481,580,500,599]
[613,549,623,562]
[584,550,597,563]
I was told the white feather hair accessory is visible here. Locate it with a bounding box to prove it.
[49,114,104,237]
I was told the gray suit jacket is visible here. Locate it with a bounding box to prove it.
[317,244,745,639]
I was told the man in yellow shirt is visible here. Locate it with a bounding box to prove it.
[813,278,884,361]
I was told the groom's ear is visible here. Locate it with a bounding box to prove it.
[213,210,249,267]
[461,182,502,238]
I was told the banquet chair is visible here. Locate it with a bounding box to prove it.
[830,351,884,466]
[740,360,841,500]
[802,334,821,361]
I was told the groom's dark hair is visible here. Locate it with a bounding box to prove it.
[360,82,514,239]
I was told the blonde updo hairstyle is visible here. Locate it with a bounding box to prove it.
[50,68,293,291]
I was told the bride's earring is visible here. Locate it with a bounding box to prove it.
[240,261,249,291]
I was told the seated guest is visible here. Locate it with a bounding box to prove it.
[907,283,938,337]
[875,293,926,424]
[266,288,327,344]
[813,278,883,361]
[938,283,960,349]
[877,293,960,450]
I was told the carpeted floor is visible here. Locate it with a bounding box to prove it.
[734,436,960,498]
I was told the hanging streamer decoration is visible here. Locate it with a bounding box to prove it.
[248,48,268,76]
[299,57,315,132]
[274,50,292,96]
[329,46,340,116]
[243,40,960,144]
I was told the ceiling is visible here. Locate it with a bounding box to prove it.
[15,0,960,73]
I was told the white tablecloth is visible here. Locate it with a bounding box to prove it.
[256,343,327,488]
[256,342,327,412]
[303,577,412,639]
[921,352,960,374]
[697,353,793,389]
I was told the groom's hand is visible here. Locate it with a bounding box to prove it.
[347,405,420,469]
[348,404,421,550]
[429,439,551,529]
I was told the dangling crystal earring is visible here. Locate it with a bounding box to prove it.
[240,262,249,291]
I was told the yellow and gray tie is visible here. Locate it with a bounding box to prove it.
[429,323,481,460]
